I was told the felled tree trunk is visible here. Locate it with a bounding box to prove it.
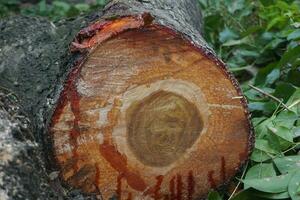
[0,13,101,200]
[0,0,254,199]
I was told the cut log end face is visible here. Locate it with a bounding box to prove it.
[50,25,252,199]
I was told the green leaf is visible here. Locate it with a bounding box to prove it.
[198,0,208,8]
[74,3,90,12]
[251,149,272,162]
[207,191,222,200]
[255,62,278,86]
[274,156,300,174]
[248,101,277,114]
[219,27,239,43]
[267,130,292,152]
[38,0,47,15]
[266,68,280,85]
[225,0,246,13]
[242,26,263,37]
[222,37,250,47]
[244,163,276,189]
[255,118,274,138]
[259,0,276,6]
[238,49,260,58]
[274,83,296,103]
[286,88,300,114]
[252,117,268,127]
[263,38,285,51]
[255,191,290,199]
[268,125,294,143]
[95,0,107,5]
[231,189,289,200]
[274,110,298,129]
[242,173,293,193]
[52,1,71,12]
[287,68,300,87]
[288,170,300,200]
[230,189,258,200]
[245,163,276,179]
[278,46,300,69]
[288,29,300,40]
[293,127,300,138]
[292,22,300,29]
[266,16,286,30]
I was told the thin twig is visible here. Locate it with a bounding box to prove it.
[232,96,244,99]
[228,161,249,200]
[283,142,300,154]
[288,99,300,109]
[248,84,292,112]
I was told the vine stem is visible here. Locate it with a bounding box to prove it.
[248,84,292,112]
[228,161,249,200]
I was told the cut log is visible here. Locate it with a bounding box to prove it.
[0,0,254,199]
[49,0,254,199]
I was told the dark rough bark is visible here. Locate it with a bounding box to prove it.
[106,0,211,52]
[0,88,56,200]
[0,14,98,131]
[103,0,206,49]
[0,0,253,199]
[0,14,102,200]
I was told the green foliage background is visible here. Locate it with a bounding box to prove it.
[200,0,300,199]
[0,0,107,20]
[0,0,300,199]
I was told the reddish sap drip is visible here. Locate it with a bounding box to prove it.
[99,142,147,192]
[187,171,195,200]
[145,175,164,199]
[50,57,86,172]
[127,192,132,200]
[68,74,82,171]
[65,61,85,172]
[221,156,226,182]
[154,175,164,200]
[169,177,175,200]
[50,94,68,127]
[95,164,101,187]
[176,175,183,200]
[207,171,216,189]
[97,98,148,193]
[169,175,184,200]
[117,174,124,199]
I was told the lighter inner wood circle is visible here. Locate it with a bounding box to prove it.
[126,90,203,167]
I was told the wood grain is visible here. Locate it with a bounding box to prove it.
[50,26,252,199]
